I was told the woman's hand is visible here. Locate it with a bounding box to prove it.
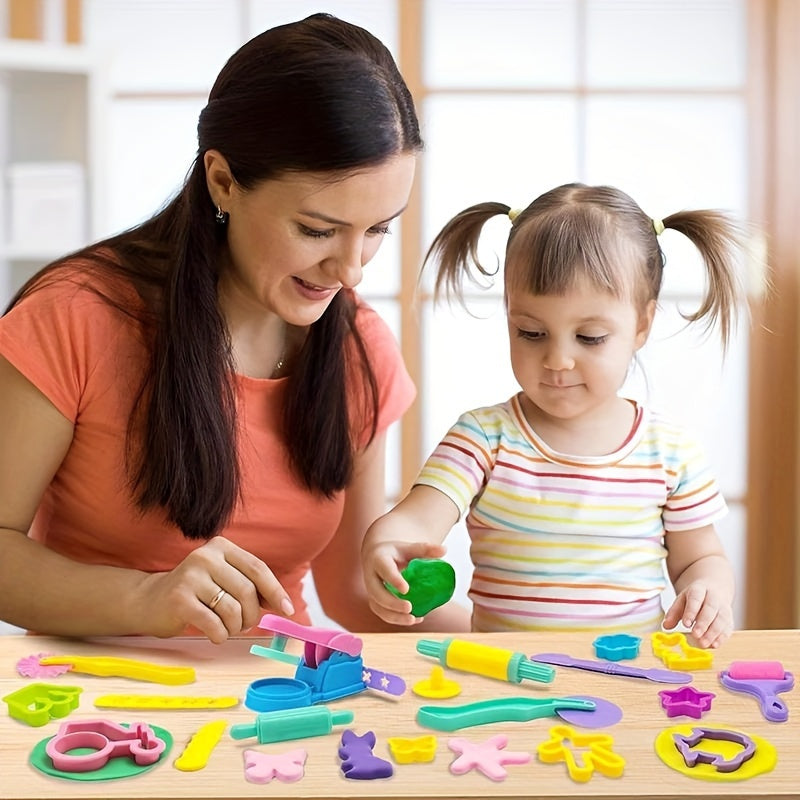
[134,537,294,643]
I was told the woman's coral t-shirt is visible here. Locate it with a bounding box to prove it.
[0,273,415,626]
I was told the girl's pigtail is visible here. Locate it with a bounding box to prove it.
[423,202,511,305]
[661,210,748,352]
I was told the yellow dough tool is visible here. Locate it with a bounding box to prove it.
[39,655,196,685]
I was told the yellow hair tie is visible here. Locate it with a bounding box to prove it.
[652,218,665,236]
[508,208,522,223]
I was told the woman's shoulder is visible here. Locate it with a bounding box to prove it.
[352,295,397,344]
[11,253,142,314]
[350,292,415,432]
[0,254,149,420]
[2,254,148,357]
[351,294,407,375]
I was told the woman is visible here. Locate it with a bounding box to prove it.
[0,13,470,642]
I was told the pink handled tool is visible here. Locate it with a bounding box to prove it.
[251,615,405,699]
[718,661,794,722]
[258,614,363,664]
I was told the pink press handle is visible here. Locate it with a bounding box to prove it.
[257,614,363,657]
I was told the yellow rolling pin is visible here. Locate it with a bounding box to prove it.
[416,639,554,684]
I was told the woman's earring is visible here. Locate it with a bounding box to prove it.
[215,205,229,226]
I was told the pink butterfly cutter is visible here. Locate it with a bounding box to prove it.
[243,748,307,783]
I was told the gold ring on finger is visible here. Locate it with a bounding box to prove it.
[207,588,227,611]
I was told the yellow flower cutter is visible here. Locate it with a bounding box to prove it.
[651,631,713,671]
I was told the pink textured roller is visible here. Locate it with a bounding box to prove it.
[727,661,785,680]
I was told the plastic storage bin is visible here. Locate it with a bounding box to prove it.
[7,161,86,250]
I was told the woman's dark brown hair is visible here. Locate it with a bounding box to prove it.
[5,13,422,539]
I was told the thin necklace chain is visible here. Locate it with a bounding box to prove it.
[271,324,287,377]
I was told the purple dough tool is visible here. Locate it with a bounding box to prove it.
[718,661,794,723]
[531,653,692,684]
[556,695,623,728]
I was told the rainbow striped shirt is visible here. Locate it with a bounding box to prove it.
[416,394,727,634]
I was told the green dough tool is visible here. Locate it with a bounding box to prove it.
[416,696,596,732]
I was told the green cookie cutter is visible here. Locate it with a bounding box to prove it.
[3,682,83,726]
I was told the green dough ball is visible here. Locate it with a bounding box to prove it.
[386,558,456,616]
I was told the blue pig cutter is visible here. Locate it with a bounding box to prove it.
[246,614,405,711]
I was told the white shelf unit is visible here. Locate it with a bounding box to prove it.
[0,40,105,307]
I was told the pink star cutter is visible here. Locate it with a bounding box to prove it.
[658,686,716,718]
[447,734,531,781]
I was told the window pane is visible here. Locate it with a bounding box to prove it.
[84,0,241,92]
[421,297,518,455]
[586,0,746,88]
[421,95,579,289]
[248,0,397,56]
[107,99,201,235]
[637,302,748,498]
[357,220,400,297]
[424,0,577,87]
[584,96,747,219]
[364,299,404,499]
[716,504,745,625]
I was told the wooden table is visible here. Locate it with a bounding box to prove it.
[0,630,798,799]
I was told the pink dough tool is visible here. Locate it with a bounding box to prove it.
[251,615,405,708]
[718,661,794,722]
[16,653,72,679]
[259,614,363,661]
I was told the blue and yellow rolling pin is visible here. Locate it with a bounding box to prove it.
[417,638,555,684]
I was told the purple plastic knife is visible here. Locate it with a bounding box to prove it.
[531,653,692,684]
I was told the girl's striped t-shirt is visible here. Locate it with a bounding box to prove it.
[415,394,727,633]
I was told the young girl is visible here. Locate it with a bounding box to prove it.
[362,183,746,648]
